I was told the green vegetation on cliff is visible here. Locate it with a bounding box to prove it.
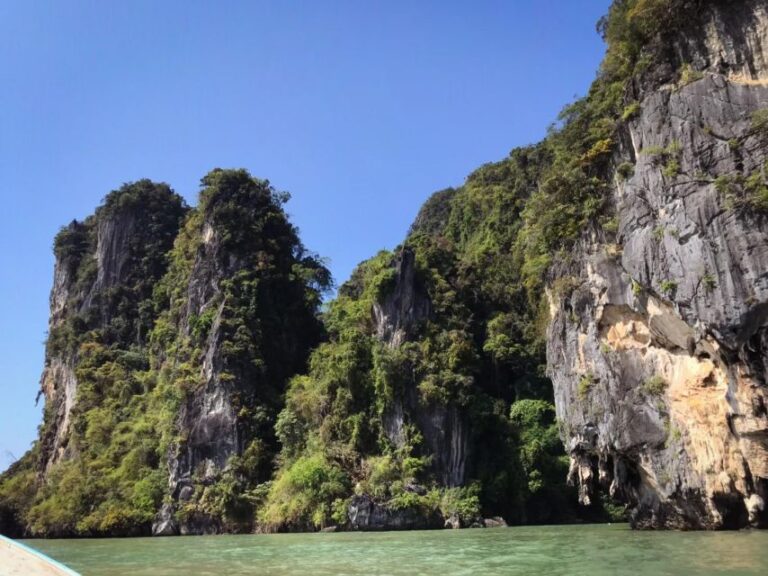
[154,169,331,532]
[0,0,700,536]
[259,144,592,530]
[28,181,187,536]
[260,0,696,530]
[0,171,329,536]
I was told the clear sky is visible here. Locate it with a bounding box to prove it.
[0,0,611,472]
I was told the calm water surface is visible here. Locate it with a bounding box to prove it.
[23,524,768,576]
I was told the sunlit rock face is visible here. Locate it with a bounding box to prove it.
[548,0,768,529]
[40,191,186,475]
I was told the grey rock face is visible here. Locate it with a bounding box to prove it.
[347,494,443,531]
[38,357,78,472]
[158,222,241,536]
[40,207,165,472]
[548,1,768,529]
[149,174,327,536]
[38,188,186,478]
[372,247,431,348]
[81,212,137,313]
[38,222,87,472]
[670,0,768,84]
[375,248,469,487]
[151,504,179,536]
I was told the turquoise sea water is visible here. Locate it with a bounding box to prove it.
[23,524,768,576]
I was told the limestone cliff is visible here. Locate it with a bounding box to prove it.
[4,0,768,538]
[38,221,85,473]
[39,183,187,475]
[375,249,469,489]
[547,0,768,529]
[152,169,329,535]
[0,172,327,538]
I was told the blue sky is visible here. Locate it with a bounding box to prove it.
[0,0,610,471]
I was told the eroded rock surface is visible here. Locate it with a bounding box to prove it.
[548,0,768,529]
[157,218,243,535]
[347,494,443,531]
[40,190,186,474]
